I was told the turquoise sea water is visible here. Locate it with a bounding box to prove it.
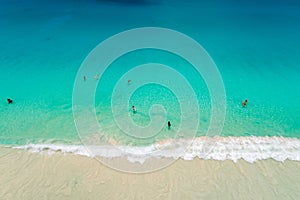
[0,0,300,160]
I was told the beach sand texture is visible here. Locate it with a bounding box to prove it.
[0,147,299,199]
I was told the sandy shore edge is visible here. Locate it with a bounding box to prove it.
[0,147,299,199]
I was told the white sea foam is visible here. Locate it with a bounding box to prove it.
[12,136,300,164]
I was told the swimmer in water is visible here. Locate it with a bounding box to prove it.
[242,99,248,107]
[132,106,137,114]
[7,98,13,104]
[94,74,99,80]
[128,80,131,85]
[84,76,86,81]
[167,121,171,130]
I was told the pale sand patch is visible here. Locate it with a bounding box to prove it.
[0,147,299,199]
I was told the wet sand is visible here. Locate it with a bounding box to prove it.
[0,147,299,199]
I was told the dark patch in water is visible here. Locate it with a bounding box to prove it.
[96,0,157,6]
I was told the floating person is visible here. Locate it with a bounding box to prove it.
[84,76,86,81]
[94,74,99,80]
[131,106,137,114]
[242,99,248,107]
[167,121,171,130]
[7,98,13,104]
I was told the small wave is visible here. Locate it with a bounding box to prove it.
[12,136,300,164]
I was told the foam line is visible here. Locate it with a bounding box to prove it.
[12,136,300,163]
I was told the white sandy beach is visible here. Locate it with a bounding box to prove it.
[0,147,299,199]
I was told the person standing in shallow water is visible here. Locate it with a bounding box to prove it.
[168,121,171,130]
[7,98,13,104]
[132,106,137,114]
[242,99,248,107]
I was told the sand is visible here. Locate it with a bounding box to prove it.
[0,147,299,199]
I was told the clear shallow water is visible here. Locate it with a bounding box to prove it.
[0,0,300,161]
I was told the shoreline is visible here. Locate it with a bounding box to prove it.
[5,135,300,164]
[0,147,299,199]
